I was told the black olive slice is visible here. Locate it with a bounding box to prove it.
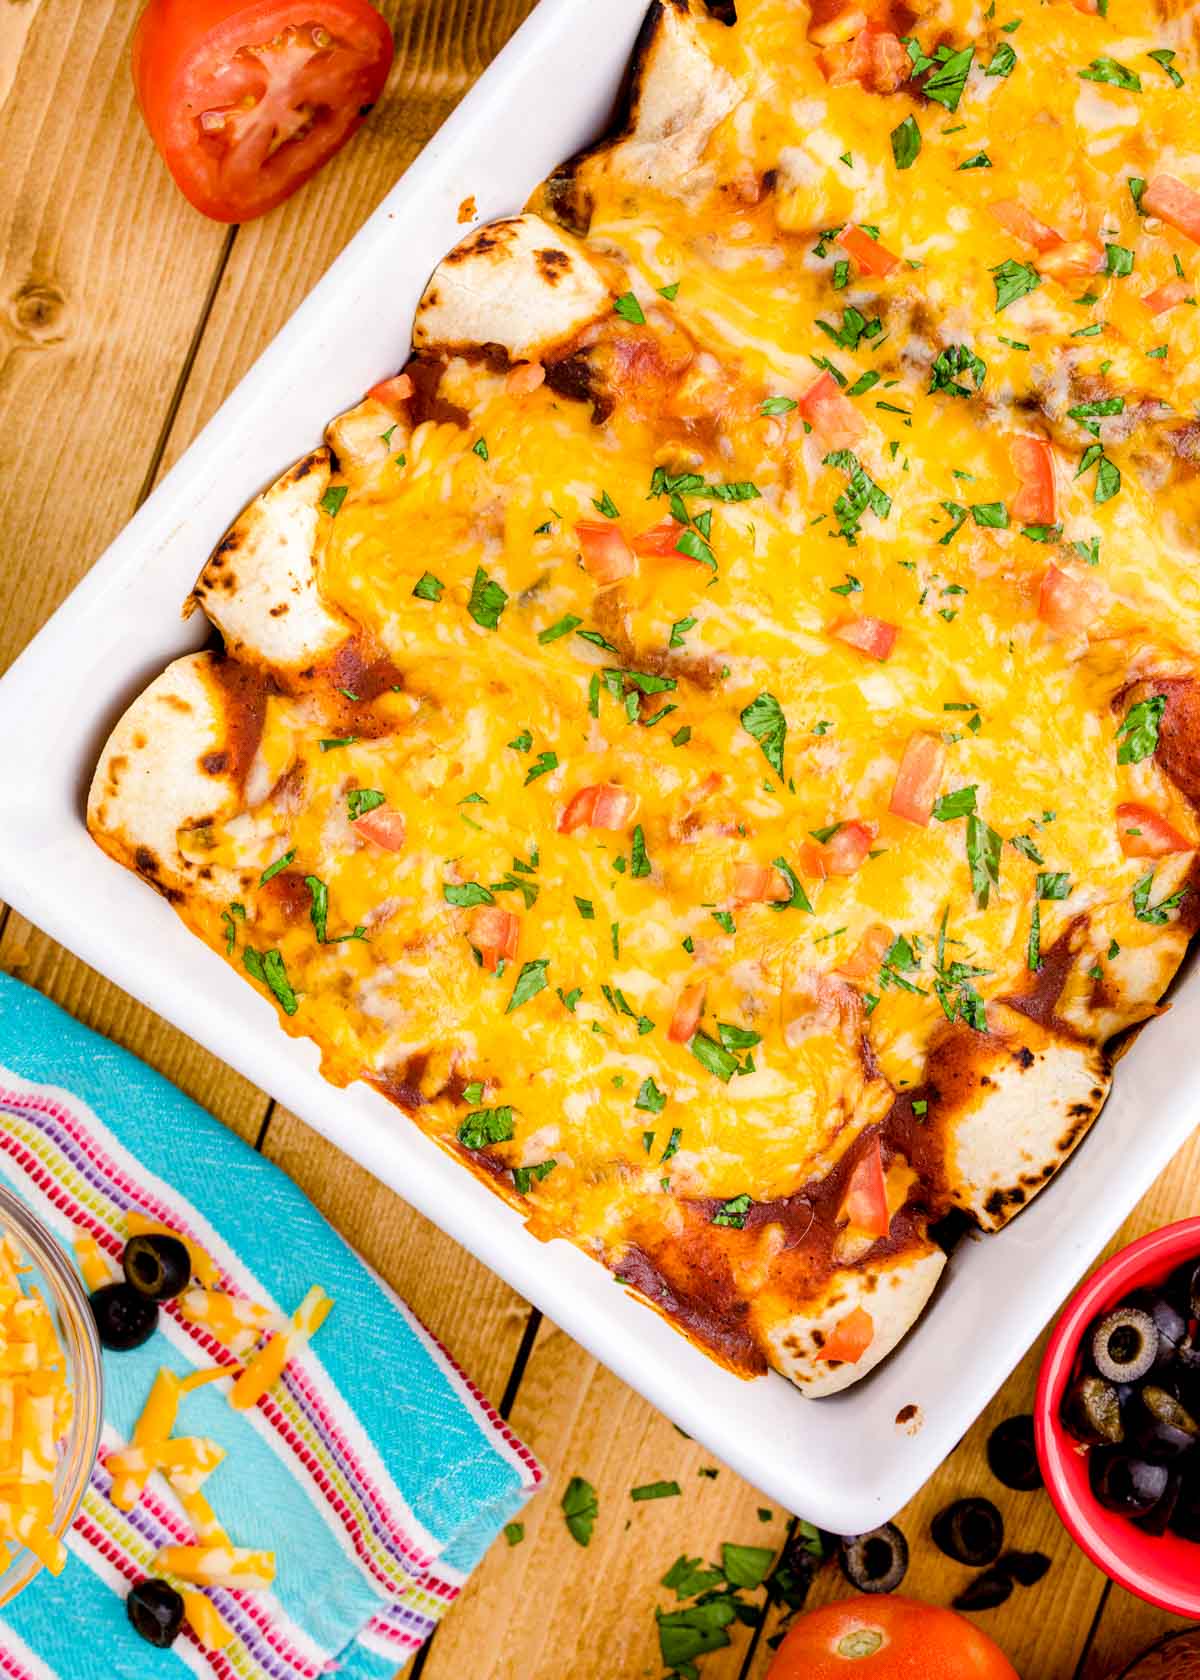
[986,1414,1042,1491]
[89,1282,158,1352]
[1091,1306,1159,1383]
[995,1549,1051,1587]
[838,1523,909,1594]
[1062,1374,1124,1446]
[1135,1470,1182,1537]
[1132,1385,1200,1460]
[1166,1259,1200,1320]
[1129,1290,1188,1369]
[952,1568,1013,1612]
[1089,1449,1171,1515]
[127,1579,184,1648]
[931,1498,1003,1566]
[122,1233,191,1303]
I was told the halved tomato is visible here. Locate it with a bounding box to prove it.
[770,1595,1019,1679]
[1115,802,1193,858]
[132,0,394,222]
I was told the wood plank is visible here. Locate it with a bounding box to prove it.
[0,913,265,1144]
[0,0,46,119]
[0,0,229,674]
[153,0,537,486]
[259,1104,530,1407]
[419,1316,790,1680]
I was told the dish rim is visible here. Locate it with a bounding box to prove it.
[2,0,1200,1533]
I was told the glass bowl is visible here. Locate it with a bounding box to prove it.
[0,1182,103,1607]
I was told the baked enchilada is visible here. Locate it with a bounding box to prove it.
[91,0,1200,1395]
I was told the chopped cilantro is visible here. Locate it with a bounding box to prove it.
[613,291,645,325]
[467,566,507,630]
[319,485,348,517]
[966,813,1002,907]
[1079,57,1142,90]
[1133,872,1189,925]
[712,1193,753,1229]
[929,344,986,397]
[506,959,549,1013]
[412,571,443,601]
[741,691,788,780]
[562,1475,598,1546]
[991,259,1041,311]
[891,115,922,170]
[1117,694,1166,764]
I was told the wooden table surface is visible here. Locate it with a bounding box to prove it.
[2,3,1199,1675]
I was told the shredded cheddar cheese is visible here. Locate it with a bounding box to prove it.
[0,1232,72,1576]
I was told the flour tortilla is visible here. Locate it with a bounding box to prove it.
[87,651,243,904]
[413,213,611,361]
[190,448,352,672]
[937,1005,1111,1233]
[758,1243,948,1398]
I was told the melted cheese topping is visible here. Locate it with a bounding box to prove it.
[188,0,1200,1312]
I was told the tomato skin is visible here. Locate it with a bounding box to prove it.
[558,784,639,834]
[575,520,636,584]
[1143,175,1200,244]
[837,224,902,277]
[1116,802,1193,858]
[888,732,944,827]
[839,1138,890,1237]
[832,616,898,662]
[132,0,394,222]
[769,1595,1020,1680]
[1010,436,1056,526]
[668,984,706,1044]
[818,1306,874,1364]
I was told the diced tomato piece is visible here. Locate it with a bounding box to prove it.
[1068,0,1099,12]
[731,862,792,903]
[818,1305,875,1364]
[631,517,685,557]
[668,983,706,1044]
[989,198,1062,253]
[799,820,876,879]
[367,373,413,406]
[837,224,902,277]
[1038,240,1105,282]
[1038,564,1102,635]
[1010,435,1057,526]
[839,1137,890,1237]
[798,371,865,449]
[575,520,636,585]
[818,25,909,93]
[352,807,406,851]
[836,922,894,980]
[831,616,898,662]
[1115,802,1193,858]
[558,784,639,834]
[1143,277,1192,315]
[505,362,545,396]
[888,732,945,827]
[468,907,520,973]
[1143,176,1200,245]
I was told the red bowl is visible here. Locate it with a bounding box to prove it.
[1035,1217,1200,1617]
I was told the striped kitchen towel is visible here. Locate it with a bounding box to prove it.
[0,972,541,1678]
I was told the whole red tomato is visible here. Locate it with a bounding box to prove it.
[131,0,394,222]
[770,1595,1020,1680]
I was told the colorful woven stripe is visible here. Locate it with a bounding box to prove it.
[0,973,540,1680]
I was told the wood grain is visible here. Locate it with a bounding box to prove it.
[0,0,228,675]
[260,1104,531,1408]
[420,1314,789,1680]
[4,6,1200,1680]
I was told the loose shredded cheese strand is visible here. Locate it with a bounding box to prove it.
[181,1590,236,1651]
[108,1368,180,1512]
[166,1480,231,1548]
[70,1230,115,1294]
[153,1544,276,1590]
[106,1437,225,1490]
[229,1285,333,1413]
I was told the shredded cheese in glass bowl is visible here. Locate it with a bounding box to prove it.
[0,1184,102,1606]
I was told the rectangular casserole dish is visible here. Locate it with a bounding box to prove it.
[1,0,1197,1533]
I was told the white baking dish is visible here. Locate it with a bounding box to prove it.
[1,0,1197,1534]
